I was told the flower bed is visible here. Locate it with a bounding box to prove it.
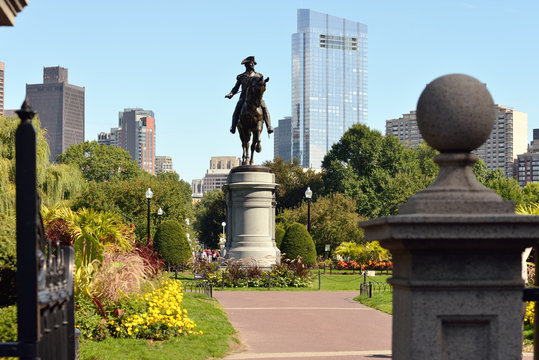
[196,258,313,288]
[336,260,393,271]
[76,279,201,341]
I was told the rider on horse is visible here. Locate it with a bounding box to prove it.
[225,56,273,135]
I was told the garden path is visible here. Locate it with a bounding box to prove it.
[213,291,392,360]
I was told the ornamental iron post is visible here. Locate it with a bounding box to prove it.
[305,186,312,234]
[145,188,153,242]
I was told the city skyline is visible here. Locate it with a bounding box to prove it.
[2,1,538,183]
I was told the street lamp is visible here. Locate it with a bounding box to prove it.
[221,221,226,239]
[305,186,312,234]
[145,187,153,242]
[157,207,163,225]
[185,218,191,246]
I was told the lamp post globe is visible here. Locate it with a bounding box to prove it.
[305,186,312,234]
[157,207,163,225]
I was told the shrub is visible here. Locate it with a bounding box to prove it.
[0,305,17,342]
[275,224,285,249]
[154,220,191,267]
[280,223,316,267]
[0,213,16,307]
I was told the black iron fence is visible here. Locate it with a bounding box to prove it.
[0,101,76,360]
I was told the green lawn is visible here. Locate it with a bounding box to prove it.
[79,293,238,360]
[173,270,391,292]
[354,291,393,314]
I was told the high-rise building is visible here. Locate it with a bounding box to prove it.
[26,66,85,162]
[0,62,4,116]
[292,9,368,168]
[193,156,240,195]
[529,129,539,154]
[385,111,421,148]
[118,108,155,175]
[386,105,528,177]
[474,105,527,178]
[516,153,539,187]
[97,127,122,148]
[155,156,175,175]
[274,116,293,162]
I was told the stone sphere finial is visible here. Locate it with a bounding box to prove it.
[416,74,495,152]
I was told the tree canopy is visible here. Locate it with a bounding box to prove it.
[278,193,365,255]
[263,157,323,211]
[321,124,437,218]
[57,140,142,182]
[193,189,226,249]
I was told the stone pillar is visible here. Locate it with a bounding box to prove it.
[224,166,280,268]
[360,74,539,359]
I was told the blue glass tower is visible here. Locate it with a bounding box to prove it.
[292,9,368,168]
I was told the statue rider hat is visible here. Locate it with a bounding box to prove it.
[241,56,257,65]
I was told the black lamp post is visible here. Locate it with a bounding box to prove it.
[145,187,153,242]
[305,186,312,234]
[157,207,163,225]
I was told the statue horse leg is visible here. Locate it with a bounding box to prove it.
[239,123,250,166]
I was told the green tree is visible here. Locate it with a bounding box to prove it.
[278,193,365,256]
[321,124,436,218]
[485,176,523,206]
[154,220,191,266]
[193,190,226,249]
[0,115,85,212]
[263,158,323,211]
[57,141,142,182]
[71,174,193,241]
[280,223,316,266]
[522,183,539,205]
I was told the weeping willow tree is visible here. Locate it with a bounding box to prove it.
[0,115,86,214]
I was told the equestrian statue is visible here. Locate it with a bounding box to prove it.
[225,56,272,166]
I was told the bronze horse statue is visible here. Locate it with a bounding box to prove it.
[237,76,269,165]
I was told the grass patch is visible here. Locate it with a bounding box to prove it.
[354,291,393,315]
[79,293,238,360]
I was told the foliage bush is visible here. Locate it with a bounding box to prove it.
[334,241,391,264]
[199,257,313,288]
[280,223,316,266]
[154,220,191,267]
[0,305,17,342]
[275,224,285,249]
[0,213,16,306]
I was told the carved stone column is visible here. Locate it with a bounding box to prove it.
[224,166,280,268]
[360,74,539,359]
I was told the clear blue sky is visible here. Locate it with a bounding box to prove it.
[2,1,538,183]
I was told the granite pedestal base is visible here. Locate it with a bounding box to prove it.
[223,166,280,269]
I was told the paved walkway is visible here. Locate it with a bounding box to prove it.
[213,291,392,360]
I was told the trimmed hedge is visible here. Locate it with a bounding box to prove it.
[153,220,191,266]
[275,224,285,249]
[280,222,316,266]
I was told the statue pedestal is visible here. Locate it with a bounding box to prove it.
[223,166,280,269]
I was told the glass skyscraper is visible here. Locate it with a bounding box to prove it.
[292,9,368,168]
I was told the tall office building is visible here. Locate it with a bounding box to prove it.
[274,116,293,162]
[155,155,175,175]
[292,9,368,168]
[385,111,421,148]
[118,108,155,175]
[26,66,85,162]
[0,62,4,116]
[386,105,528,177]
[192,156,240,195]
[97,127,122,148]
